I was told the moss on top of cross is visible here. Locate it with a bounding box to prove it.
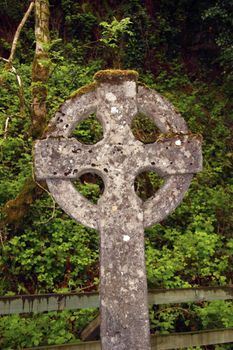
[69,82,97,99]
[94,69,139,83]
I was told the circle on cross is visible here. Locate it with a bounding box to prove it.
[34,69,202,229]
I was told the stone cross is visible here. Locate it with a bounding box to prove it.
[34,70,202,350]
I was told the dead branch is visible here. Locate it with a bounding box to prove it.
[8,1,35,64]
[3,115,11,139]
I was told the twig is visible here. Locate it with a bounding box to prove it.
[34,197,56,225]
[8,1,35,64]
[0,228,5,248]
[154,306,194,318]
[0,57,22,86]
[1,1,34,115]
[76,283,98,293]
[3,115,11,139]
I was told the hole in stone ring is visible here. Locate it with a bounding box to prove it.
[131,113,160,144]
[64,169,72,176]
[73,172,105,204]
[134,171,164,201]
[72,113,103,144]
[72,148,81,154]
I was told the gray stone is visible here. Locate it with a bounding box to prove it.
[34,70,202,350]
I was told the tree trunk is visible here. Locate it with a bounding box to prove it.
[31,0,50,139]
[1,0,50,232]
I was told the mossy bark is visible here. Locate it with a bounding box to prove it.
[31,0,50,139]
[1,178,45,231]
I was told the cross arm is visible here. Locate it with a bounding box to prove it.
[34,138,101,180]
[140,135,202,176]
[34,137,101,229]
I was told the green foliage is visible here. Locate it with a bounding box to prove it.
[131,113,160,144]
[0,205,99,293]
[46,59,103,116]
[150,305,185,334]
[195,300,233,329]
[74,175,104,205]
[63,4,98,42]
[0,309,97,349]
[134,171,164,202]
[149,300,233,337]
[72,113,103,145]
[99,17,133,67]
[0,136,32,205]
[100,17,133,49]
[202,1,233,85]
[146,226,228,288]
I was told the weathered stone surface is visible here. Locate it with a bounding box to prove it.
[137,85,188,133]
[34,70,202,350]
[34,136,201,180]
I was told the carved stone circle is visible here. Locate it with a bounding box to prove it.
[34,70,202,229]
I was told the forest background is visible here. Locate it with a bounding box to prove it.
[0,0,233,349]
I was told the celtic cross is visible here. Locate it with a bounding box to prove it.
[34,70,202,350]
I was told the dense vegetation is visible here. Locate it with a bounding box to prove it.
[0,0,232,348]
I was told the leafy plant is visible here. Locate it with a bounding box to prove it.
[0,309,97,349]
[100,17,133,49]
[100,17,133,67]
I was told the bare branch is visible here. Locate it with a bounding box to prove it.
[0,228,6,248]
[8,1,35,64]
[1,2,34,114]
[4,116,11,139]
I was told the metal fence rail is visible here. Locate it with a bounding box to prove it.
[1,286,233,315]
[23,328,233,350]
